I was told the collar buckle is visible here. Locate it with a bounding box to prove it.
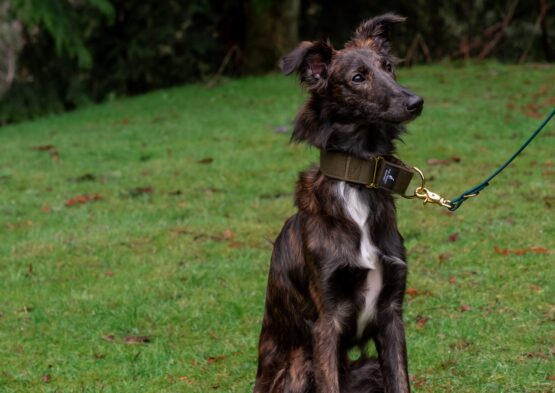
[366,156,383,189]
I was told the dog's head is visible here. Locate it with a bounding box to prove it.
[281,14,423,126]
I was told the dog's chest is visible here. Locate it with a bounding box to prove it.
[336,183,383,338]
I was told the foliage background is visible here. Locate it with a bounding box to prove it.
[0,0,553,124]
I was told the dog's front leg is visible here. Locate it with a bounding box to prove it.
[375,308,410,393]
[312,315,342,393]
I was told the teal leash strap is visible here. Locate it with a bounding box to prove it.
[448,108,555,211]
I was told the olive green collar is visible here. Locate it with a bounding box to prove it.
[319,150,415,196]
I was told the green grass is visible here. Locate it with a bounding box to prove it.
[0,63,554,392]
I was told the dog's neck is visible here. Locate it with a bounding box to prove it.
[325,122,400,159]
[292,97,403,160]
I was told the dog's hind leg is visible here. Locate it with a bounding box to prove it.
[342,357,384,393]
[254,342,314,393]
[282,347,314,393]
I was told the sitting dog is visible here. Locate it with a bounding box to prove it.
[254,14,423,393]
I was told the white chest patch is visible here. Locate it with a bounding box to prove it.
[336,182,383,338]
[336,182,379,269]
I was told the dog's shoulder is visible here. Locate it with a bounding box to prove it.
[294,166,325,214]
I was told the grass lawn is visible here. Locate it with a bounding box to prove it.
[0,63,554,392]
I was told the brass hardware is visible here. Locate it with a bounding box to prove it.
[403,167,454,209]
[366,156,383,189]
[414,187,453,208]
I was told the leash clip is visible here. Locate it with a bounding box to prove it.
[415,186,453,208]
[404,167,454,209]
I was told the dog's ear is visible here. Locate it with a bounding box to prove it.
[350,14,405,53]
[279,40,334,91]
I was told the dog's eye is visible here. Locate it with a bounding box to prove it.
[352,74,365,83]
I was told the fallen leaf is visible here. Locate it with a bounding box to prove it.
[438,252,453,263]
[427,156,461,165]
[228,240,243,249]
[178,376,193,384]
[494,246,551,256]
[528,285,542,294]
[448,276,457,284]
[124,335,151,344]
[6,220,33,229]
[415,315,429,329]
[169,227,191,236]
[405,288,419,297]
[222,229,234,241]
[128,186,154,197]
[207,355,226,364]
[450,339,472,350]
[549,375,555,381]
[197,157,214,164]
[204,187,223,195]
[532,84,548,100]
[31,145,55,151]
[31,145,59,160]
[530,246,548,254]
[523,103,542,118]
[65,194,102,207]
[460,304,472,312]
[74,173,96,182]
[409,375,427,387]
[520,351,549,360]
[102,334,115,342]
[448,233,459,242]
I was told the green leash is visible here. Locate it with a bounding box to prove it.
[408,109,555,211]
[449,109,555,211]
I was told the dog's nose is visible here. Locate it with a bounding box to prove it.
[406,95,424,113]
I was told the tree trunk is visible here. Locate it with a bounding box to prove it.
[243,0,300,74]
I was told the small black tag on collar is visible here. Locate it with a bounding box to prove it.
[378,163,401,191]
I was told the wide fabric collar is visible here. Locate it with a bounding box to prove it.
[319,150,415,196]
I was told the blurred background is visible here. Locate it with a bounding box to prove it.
[0,0,553,125]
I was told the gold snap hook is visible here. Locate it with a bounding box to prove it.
[403,167,453,209]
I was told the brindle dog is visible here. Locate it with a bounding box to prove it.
[254,14,423,393]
